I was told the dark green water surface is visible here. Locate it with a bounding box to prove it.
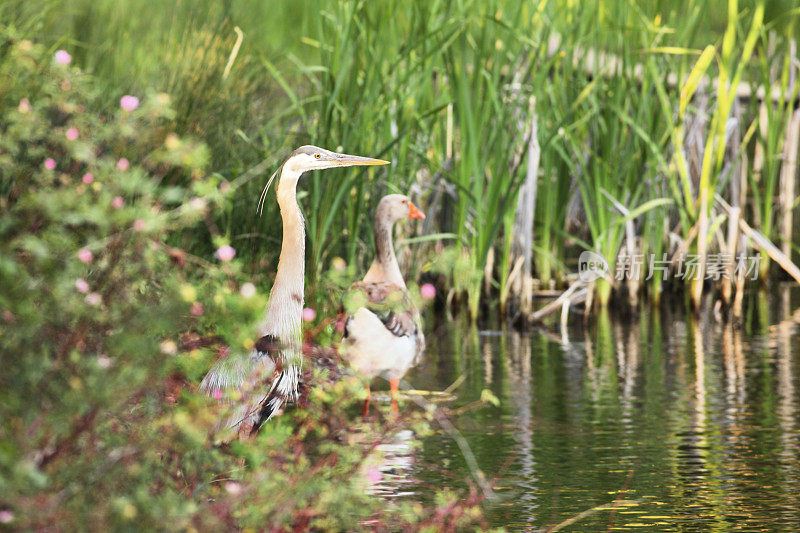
[390,288,800,531]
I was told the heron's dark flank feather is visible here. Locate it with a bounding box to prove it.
[254,334,280,356]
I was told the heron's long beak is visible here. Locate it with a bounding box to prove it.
[329,153,390,167]
[408,201,425,219]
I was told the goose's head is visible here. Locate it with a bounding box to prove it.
[284,145,389,173]
[376,194,425,224]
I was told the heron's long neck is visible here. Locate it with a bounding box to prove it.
[363,216,405,287]
[261,167,304,344]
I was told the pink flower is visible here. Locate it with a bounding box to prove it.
[240,282,256,298]
[81,172,93,184]
[189,197,207,210]
[224,481,242,495]
[112,196,125,209]
[216,245,235,261]
[54,50,72,65]
[66,127,79,141]
[75,278,89,293]
[302,307,316,322]
[77,248,93,263]
[421,283,436,299]
[160,340,178,355]
[18,98,31,114]
[133,219,146,232]
[190,302,204,316]
[366,467,383,484]
[85,292,102,306]
[219,181,231,194]
[0,510,14,524]
[212,389,223,400]
[44,158,56,170]
[119,95,140,111]
[117,158,130,171]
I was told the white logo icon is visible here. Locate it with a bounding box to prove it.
[578,251,608,282]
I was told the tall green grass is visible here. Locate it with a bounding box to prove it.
[4,0,800,318]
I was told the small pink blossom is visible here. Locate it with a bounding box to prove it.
[0,510,14,524]
[133,219,146,232]
[54,49,72,65]
[240,282,256,298]
[189,196,207,210]
[119,95,140,111]
[81,172,93,184]
[366,467,383,484]
[18,98,31,114]
[216,245,235,261]
[97,354,112,368]
[75,278,89,293]
[66,127,79,141]
[212,389,223,400]
[302,307,316,322]
[117,158,130,171]
[421,283,436,299]
[44,158,56,170]
[85,292,102,306]
[224,481,242,495]
[160,340,178,355]
[112,196,125,209]
[77,248,93,263]
[190,302,204,316]
[219,181,231,194]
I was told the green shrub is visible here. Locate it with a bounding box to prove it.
[0,31,483,530]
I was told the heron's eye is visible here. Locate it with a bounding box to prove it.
[314,153,321,159]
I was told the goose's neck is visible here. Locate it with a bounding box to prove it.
[364,216,405,287]
[261,166,304,343]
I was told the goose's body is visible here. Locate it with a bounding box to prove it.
[200,145,388,435]
[342,194,425,412]
[344,283,422,379]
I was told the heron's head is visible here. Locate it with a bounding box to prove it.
[258,145,390,214]
[376,194,425,224]
[284,145,389,173]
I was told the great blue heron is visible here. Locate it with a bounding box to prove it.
[341,194,426,415]
[201,145,388,435]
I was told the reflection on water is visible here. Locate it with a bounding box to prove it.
[388,286,800,531]
[364,429,417,499]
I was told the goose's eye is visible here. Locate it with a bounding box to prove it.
[314,153,321,159]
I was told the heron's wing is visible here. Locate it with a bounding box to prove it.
[200,334,281,437]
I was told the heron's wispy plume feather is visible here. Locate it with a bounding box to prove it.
[257,165,281,216]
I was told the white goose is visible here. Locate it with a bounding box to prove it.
[342,194,426,414]
[201,145,388,434]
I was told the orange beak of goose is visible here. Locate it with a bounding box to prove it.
[408,201,425,219]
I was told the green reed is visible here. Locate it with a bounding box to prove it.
[5,0,800,318]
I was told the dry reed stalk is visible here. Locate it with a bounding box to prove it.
[722,206,740,306]
[779,108,800,259]
[717,195,800,285]
[511,98,540,315]
[531,280,588,322]
[484,247,494,299]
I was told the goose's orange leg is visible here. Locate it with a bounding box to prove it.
[389,378,400,414]
[362,384,371,417]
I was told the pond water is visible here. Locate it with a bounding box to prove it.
[385,286,800,531]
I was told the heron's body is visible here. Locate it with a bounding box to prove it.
[342,195,425,412]
[200,146,388,435]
